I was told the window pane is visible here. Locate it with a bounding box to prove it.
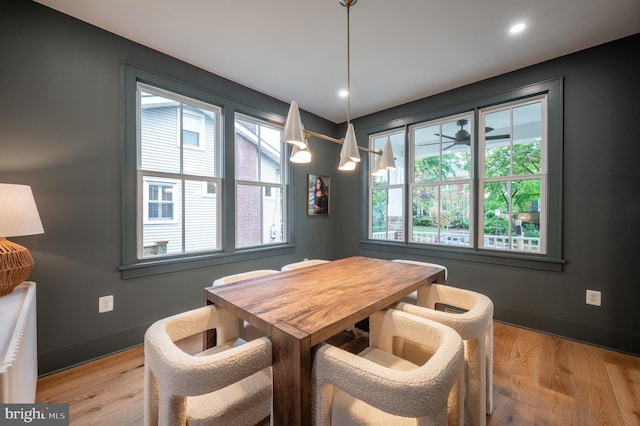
[371,132,404,185]
[142,179,182,256]
[370,186,403,241]
[235,117,282,184]
[440,183,471,246]
[482,181,509,249]
[512,103,542,176]
[263,186,284,244]
[371,188,388,238]
[184,179,218,252]
[484,109,511,178]
[411,186,438,243]
[413,124,440,182]
[236,184,262,248]
[183,105,217,177]
[259,126,282,183]
[236,184,283,248]
[140,91,180,174]
[511,179,541,252]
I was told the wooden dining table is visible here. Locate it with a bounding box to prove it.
[203,256,445,425]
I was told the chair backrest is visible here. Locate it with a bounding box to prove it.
[281,259,330,271]
[391,259,448,280]
[212,269,280,286]
[144,305,272,425]
[313,309,464,424]
[397,284,493,338]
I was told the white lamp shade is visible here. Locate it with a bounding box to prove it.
[290,142,312,163]
[0,184,44,237]
[379,137,397,170]
[283,101,307,149]
[339,123,361,167]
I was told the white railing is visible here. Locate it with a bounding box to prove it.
[373,230,540,252]
[371,231,397,240]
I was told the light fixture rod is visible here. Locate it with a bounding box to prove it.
[269,118,382,155]
[346,0,351,124]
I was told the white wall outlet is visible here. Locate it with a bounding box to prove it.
[586,289,601,306]
[303,258,309,261]
[99,295,114,313]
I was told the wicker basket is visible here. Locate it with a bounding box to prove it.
[0,238,35,297]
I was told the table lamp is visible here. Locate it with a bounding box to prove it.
[0,184,44,296]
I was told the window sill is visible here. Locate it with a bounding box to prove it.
[119,244,295,279]
[359,240,564,272]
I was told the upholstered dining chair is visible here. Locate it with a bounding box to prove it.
[212,269,280,340]
[391,258,449,280]
[144,305,272,426]
[391,259,449,306]
[312,308,465,426]
[394,284,494,426]
[281,259,330,271]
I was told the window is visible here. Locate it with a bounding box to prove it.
[138,83,221,258]
[145,179,176,222]
[234,114,286,248]
[479,97,546,253]
[366,79,562,268]
[122,65,293,278]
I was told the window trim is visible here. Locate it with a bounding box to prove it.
[362,78,564,271]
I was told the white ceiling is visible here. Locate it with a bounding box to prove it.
[35,0,640,123]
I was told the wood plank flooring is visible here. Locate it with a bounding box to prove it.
[36,322,640,425]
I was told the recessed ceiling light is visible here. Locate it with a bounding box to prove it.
[510,22,526,34]
[338,89,349,98]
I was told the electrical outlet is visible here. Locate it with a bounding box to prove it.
[99,295,114,313]
[586,290,601,306]
[303,258,309,261]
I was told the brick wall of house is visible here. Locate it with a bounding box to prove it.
[236,133,262,247]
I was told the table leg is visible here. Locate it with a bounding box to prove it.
[271,322,311,426]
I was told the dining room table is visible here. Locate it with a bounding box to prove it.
[203,255,446,425]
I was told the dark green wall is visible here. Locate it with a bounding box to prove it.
[1,1,638,376]
[342,34,640,355]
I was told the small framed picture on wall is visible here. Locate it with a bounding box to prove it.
[307,174,330,216]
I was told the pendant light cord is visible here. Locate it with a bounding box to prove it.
[347,2,351,125]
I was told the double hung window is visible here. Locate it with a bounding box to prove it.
[234,114,286,248]
[137,84,221,257]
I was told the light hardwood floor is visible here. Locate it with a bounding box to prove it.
[36,322,640,425]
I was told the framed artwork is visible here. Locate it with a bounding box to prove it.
[308,174,330,216]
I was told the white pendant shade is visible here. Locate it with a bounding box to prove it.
[340,123,360,162]
[338,154,357,171]
[283,101,307,149]
[290,142,312,163]
[379,137,396,170]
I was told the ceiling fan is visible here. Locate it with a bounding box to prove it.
[419,119,510,150]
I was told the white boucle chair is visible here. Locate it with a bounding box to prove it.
[392,259,449,281]
[280,259,330,271]
[212,269,280,340]
[312,309,465,426]
[144,305,272,426]
[394,284,494,426]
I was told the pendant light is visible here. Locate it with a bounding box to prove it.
[281,0,396,174]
